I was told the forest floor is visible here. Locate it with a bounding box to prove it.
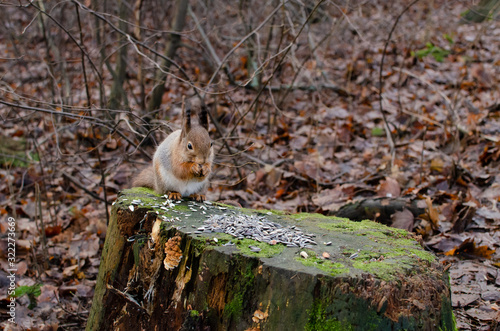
[0,1,499,330]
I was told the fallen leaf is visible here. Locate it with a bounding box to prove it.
[391,209,414,231]
[444,238,495,259]
[424,197,440,229]
[37,285,59,303]
[45,225,62,237]
[465,307,497,321]
[377,177,400,198]
[312,186,348,212]
[105,137,118,149]
[430,158,444,173]
[62,265,78,278]
[68,234,100,259]
[76,284,94,298]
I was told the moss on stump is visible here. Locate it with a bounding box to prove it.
[86,188,455,331]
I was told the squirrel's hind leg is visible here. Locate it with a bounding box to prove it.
[189,194,205,202]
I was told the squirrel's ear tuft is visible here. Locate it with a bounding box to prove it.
[182,97,191,134]
[199,104,209,130]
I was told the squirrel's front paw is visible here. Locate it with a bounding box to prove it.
[168,191,182,200]
[189,194,205,202]
[191,163,210,178]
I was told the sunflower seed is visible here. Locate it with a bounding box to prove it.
[202,213,317,248]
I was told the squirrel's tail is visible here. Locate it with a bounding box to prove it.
[131,166,155,189]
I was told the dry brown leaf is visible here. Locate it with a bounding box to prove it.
[377,177,400,198]
[45,225,62,237]
[37,285,59,303]
[425,197,440,229]
[264,164,283,187]
[430,158,444,173]
[444,238,495,259]
[391,209,414,231]
[470,63,492,88]
[312,186,347,212]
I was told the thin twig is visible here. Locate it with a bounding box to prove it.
[74,3,92,108]
[35,184,49,270]
[225,0,326,142]
[0,100,107,124]
[378,0,420,167]
[204,1,288,92]
[28,1,105,93]
[62,172,107,202]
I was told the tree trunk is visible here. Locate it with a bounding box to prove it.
[86,187,455,331]
[461,0,500,23]
[147,0,189,112]
[107,0,129,111]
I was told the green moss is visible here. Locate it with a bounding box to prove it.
[344,241,436,262]
[345,246,435,281]
[211,233,235,243]
[318,219,409,238]
[132,239,147,266]
[159,221,170,231]
[306,301,353,331]
[343,239,435,265]
[438,294,457,331]
[352,260,409,281]
[118,190,438,284]
[224,263,255,321]
[296,250,348,276]
[191,237,209,257]
[233,238,285,258]
[122,187,159,196]
[190,310,199,317]
[117,187,195,218]
[117,188,161,210]
[224,292,244,320]
[254,208,288,217]
[316,218,438,280]
[203,233,285,258]
[392,246,435,263]
[292,212,333,222]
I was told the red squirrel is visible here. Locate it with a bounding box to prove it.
[132,103,213,202]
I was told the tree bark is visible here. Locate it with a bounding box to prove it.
[147,0,189,112]
[461,0,500,23]
[108,0,130,111]
[86,188,454,331]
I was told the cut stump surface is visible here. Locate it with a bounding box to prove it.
[86,187,454,331]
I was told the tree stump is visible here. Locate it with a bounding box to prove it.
[86,188,454,331]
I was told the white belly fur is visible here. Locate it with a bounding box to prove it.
[159,166,207,197]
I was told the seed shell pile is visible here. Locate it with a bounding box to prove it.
[121,196,317,249]
[201,213,317,248]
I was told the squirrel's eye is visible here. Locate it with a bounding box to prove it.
[187,143,193,150]
[210,142,213,147]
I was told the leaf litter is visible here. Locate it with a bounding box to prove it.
[0,0,499,329]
